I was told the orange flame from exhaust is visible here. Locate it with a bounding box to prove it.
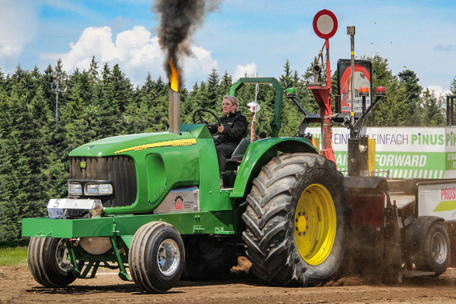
[169,59,179,92]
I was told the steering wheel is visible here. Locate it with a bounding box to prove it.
[192,109,222,134]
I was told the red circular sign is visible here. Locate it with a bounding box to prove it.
[313,9,338,39]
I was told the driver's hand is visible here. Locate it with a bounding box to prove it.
[218,125,224,133]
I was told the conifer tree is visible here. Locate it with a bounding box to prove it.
[112,64,132,114]
[207,68,220,105]
[279,60,294,90]
[398,69,423,126]
[422,89,445,126]
[193,81,211,111]
[0,76,49,244]
[0,86,15,244]
[41,65,55,102]
[0,67,6,89]
[449,77,456,96]
[363,54,407,126]
[219,71,232,97]
[154,76,167,96]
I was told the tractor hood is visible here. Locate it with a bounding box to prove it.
[69,131,194,157]
[69,124,211,158]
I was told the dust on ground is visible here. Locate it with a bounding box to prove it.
[1,257,456,304]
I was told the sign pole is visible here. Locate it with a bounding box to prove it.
[347,26,356,127]
[51,72,68,122]
[309,9,338,165]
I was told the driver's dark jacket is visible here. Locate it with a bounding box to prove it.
[209,111,248,146]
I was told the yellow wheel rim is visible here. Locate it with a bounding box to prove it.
[294,183,336,265]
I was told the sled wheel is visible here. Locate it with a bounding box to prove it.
[405,217,450,276]
[129,221,185,293]
[420,222,450,275]
[27,237,78,287]
[181,235,238,280]
[242,153,350,286]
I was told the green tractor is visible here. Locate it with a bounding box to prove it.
[22,77,350,293]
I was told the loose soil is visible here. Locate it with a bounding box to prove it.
[1,258,456,304]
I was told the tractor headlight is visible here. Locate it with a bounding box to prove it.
[69,183,82,195]
[86,184,99,195]
[84,183,113,195]
[99,184,113,195]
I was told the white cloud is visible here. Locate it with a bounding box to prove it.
[41,25,218,86]
[64,26,117,67]
[426,85,451,97]
[233,63,257,81]
[182,45,218,83]
[115,27,161,66]
[0,0,38,59]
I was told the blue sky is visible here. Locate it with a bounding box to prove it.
[1,0,456,95]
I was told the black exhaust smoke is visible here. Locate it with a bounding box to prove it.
[153,0,221,86]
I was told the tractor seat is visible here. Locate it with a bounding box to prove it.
[228,138,251,161]
[223,138,250,188]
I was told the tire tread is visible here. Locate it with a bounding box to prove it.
[242,153,349,286]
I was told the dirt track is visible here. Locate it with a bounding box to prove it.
[2,258,456,304]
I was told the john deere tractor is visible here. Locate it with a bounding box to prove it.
[22,77,350,293]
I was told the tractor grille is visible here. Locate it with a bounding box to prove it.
[69,156,137,207]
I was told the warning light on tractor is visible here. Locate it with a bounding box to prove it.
[286,88,297,98]
[376,86,386,96]
[359,86,369,96]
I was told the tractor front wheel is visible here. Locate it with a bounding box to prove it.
[242,153,350,286]
[28,237,78,287]
[129,221,185,293]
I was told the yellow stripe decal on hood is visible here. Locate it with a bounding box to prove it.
[114,139,197,154]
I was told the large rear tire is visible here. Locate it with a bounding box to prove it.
[27,237,78,287]
[242,153,350,286]
[181,235,238,280]
[129,221,185,293]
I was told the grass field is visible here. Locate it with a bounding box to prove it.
[0,246,28,267]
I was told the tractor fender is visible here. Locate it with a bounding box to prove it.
[404,216,444,265]
[230,137,317,199]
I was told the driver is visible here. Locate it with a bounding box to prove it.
[209,95,248,187]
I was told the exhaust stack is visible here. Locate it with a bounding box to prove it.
[168,59,180,135]
[313,64,322,84]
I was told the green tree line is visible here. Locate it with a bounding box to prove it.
[0,54,450,246]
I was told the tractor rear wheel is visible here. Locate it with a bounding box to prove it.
[28,237,78,287]
[181,235,238,280]
[242,153,350,286]
[129,221,185,293]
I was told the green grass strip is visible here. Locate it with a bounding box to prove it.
[0,246,28,267]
